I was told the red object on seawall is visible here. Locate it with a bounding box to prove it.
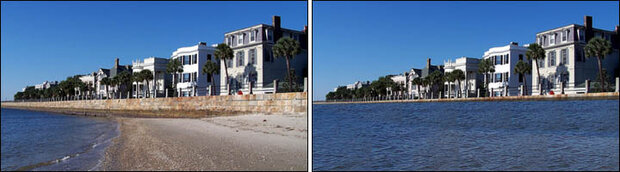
[238,90,243,95]
[549,90,555,95]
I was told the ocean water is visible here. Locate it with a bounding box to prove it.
[313,100,620,171]
[1,108,119,171]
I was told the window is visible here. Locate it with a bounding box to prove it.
[236,51,244,67]
[227,36,232,45]
[519,54,523,61]
[207,54,212,61]
[548,51,556,66]
[550,33,556,45]
[183,55,190,65]
[578,29,585,42]
[537,37,541,45]
[227,59,232,67]
[495,73,502,83]
[249,49,256,65]
[561,49,568,65]
[562,30,569,42]
[231,35,235,46]
[192,54,197,64]
[250,30,256,42]
[504,72,509,82]
[193,72,197,82]
[539,56,545,68]
[495,55,502,65]
[505,54,509,64]
[266,29,273,41]
[183,73,190,83]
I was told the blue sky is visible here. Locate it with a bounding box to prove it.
[313,1,619,100]
[1,1,306,101]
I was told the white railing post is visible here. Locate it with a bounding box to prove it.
[585,80,590,94]
[616,77,619,93]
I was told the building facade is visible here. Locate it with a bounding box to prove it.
[482,42,530,97]
[95,68,110,98]
[533,16,619,95]
[443,56,483,98]
[171,42,220,97]
[34,81,58,90]
[222,16,308,95]
[131,57,171,98]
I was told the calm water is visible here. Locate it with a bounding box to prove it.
[313,100,620,171]
[1,108,119,171]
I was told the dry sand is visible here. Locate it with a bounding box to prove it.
[100,113,307,171]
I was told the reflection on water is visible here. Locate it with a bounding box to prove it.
[312,100,619,171]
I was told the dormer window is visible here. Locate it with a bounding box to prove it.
[238,33,244,45]
[250,29,256,42]
[266,29,273,41]
[562,30,569,42]
[549,33,556,45]
[578,29,585,42]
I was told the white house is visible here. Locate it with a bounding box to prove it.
[443,57,483,98]
[131,57,171,98]
[482,42,531,97]
[171,42,220,97]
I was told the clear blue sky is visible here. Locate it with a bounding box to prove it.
[313,1,619,100]
[1,1,306,101]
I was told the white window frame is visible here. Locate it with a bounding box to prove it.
[578,29,585,42]
[549,33,556,45]
[250,29,256,42]
[237,33,244,45]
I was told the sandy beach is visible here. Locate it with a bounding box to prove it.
[100,113,307,171]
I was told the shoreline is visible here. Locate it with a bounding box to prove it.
[99,113,307,170]
[314,92,619,105]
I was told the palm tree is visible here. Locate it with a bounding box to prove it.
[166,58,183,97]
[444,71,454,98]
[214,43,234,95]
[422,77,430,99]
[202,60,220,96]
[100,77,111,99]
[117,71,132,99]
[412,77,423,99]
[526,43,545,95]
[133,72,143,98]
[584,36,612,92]
[452,69,465,98]
[110,76,119,99]
[140,70,154,98]
[478,58,495,97]
[272,37,302,92]
[514,60,532,96]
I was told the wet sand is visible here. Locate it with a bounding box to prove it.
[100,113,307,171]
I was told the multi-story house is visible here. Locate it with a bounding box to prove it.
[405,68,423,97]
[131,57,171,98]
[95,68,110,98]
[418,58,444,98]
[482,42,530,97]
[533,16,619,95]
[170,42,220,97]
[389,73,407,96]
[443,56,483,98]
[78,72,96,96]
[346,81,370,90]
[222,16,308,95]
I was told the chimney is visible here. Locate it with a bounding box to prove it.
[273,16,281,30]
[584,16,592,30]
[199,42,206,46]
[426,58,431,69]
[510,42,518,46]
[115,58,119,68]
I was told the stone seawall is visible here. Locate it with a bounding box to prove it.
[2,92,307,117]
[314,92,619,105]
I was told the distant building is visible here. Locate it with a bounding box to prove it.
[406,68,422,97]
[170,42,220,97]
[222,16,308,95]
[34,81,58,90]
[131,57,171,98]
[443,56,483,98]
[533,16,619,95]
[483,42,530,97]
[78,72,96,96]
[346,81,370,90]
[390,73,407,96]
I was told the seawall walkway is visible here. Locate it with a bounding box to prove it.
[313,92,619,105]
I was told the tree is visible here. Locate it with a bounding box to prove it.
[202,61,220,95]
[214,43,234,95]
[428,70,444,98]
[116,71,132,99]
[444,71,454,98]
[133,72,143,98]
[166,58,183,97]
[478,58,495,97]
[514,60,532,96]
[412,77,423,99]
[272,37,302,92]
[526,43,545,95]
[452,69,465,98]
[584,36,612,92]
[100,77,111,99]
[140,70,154,98]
